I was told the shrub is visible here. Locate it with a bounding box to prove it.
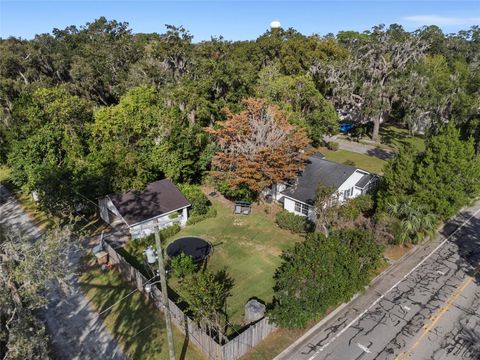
[353,126,367,140]
[351,194,374,213]
[187,207,217,225]
[327,141,339,151]
[270,232,373,328]
[168,212,179,219]
[337,195,374,223]
[170,252,197,280]
[178,184,210,215]
[275,210,314,234]
[160,224,181,239]
[338,202,361,222]
[217,181,256,202]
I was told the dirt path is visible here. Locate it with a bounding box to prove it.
[0,185,128,360]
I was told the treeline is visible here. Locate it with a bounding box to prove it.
[1,18,479,215]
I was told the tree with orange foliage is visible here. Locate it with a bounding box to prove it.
[207,99,310,197]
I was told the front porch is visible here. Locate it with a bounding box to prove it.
[129,207,188,240]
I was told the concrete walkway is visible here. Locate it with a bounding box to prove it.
[0,185,127,360]
[324,135,395,160]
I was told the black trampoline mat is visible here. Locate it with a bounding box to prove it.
[166,237,212,262]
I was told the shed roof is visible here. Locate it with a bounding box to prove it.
[282,156,359,205]
[108,179,190,226]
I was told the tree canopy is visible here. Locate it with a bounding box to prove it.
[207,98,309,198]
[1,18,479,210]
[271,229,381,328]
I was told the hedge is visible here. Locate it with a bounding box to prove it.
[177,183,210,215]
[275,210,314,234]
[187,207,217,225]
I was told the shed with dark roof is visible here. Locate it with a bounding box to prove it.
[98,179,191,239]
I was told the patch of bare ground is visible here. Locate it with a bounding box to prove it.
[237,239,283,257]
[384,244,414,262]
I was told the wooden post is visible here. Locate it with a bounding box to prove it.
[154,224,176,360]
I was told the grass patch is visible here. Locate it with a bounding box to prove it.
[79,260,206,360]
[169,199,303,329]
[379,125,425,153]
[124,197,302,333]
[318,147,387,175]
[239,327,305,360]
[13,191,50,229]
[0,165,10,183]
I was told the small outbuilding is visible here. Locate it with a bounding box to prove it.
[98,179,191,239]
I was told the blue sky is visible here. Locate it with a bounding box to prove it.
[1,1,479,41]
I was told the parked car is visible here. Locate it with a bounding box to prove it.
[339,122,355,133]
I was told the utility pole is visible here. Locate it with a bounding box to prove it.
[154,224,176,360]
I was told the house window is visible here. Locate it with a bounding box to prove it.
[344,187,354,199]
[294,201,309,216]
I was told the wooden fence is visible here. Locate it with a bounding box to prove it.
[103,241,276,360]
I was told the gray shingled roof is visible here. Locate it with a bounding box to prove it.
[282,156,358,205]
[108,179,190,226]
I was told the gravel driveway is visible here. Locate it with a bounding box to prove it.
[0,184,127,360]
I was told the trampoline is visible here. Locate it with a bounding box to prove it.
[166,237,212,263]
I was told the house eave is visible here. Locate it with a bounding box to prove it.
[127,204,191,228]
[282,194,313,207]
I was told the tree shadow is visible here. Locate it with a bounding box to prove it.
[379,125,424,150]
[180,314,190,360]
[78,265,168,360]
[366,148,395,160]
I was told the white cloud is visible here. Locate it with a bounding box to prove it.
[403,15,480,26]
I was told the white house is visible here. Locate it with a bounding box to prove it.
[266,153,377,221]
[98,179,191,240]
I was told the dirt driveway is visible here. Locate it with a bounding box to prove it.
[0,185,127,360]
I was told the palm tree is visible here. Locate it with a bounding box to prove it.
[387,198,438,245]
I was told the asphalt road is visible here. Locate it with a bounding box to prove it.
[278,201,480,360]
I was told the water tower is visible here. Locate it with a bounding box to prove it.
[270,20,281,29]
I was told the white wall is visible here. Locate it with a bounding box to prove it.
[262,183,288,201]
[283,197,315,221]
[337,170,369,203]
[129,208,189,240]
[130,214,171,239]
[274,183,287,201]
[284,197,297,213]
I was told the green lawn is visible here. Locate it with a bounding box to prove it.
[318,147,387,175]
[167,199,302,330]
[80,262,205,360]
[0,165,10,183]
[379,125,426,153]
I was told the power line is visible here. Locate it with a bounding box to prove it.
[97,287,139,316]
